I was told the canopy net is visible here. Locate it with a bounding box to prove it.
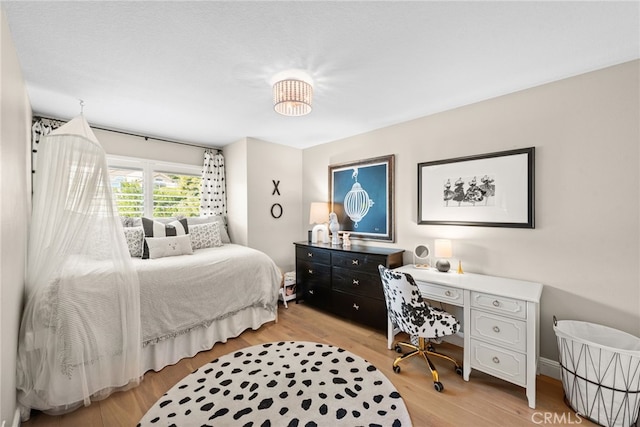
[16,116,141,419]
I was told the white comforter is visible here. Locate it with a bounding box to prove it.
[133,244,281,346]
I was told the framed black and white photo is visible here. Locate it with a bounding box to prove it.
[418,147,535,228]
[329,155,395,241]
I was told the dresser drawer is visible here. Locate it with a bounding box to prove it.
[419,282,464,306]
[296,246,331,265]
[471,292,526,319]
[332,291,387,330]
[470,339,526,386]
[301,282,332,309]
[331,252,387,274]
[296,262,331,288]
[332,267,383,300]
[470,309,527,352]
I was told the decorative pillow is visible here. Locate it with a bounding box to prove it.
[141,217,189,259]
[123,226,144,257]
[145,235,193,259]
[186,215,231,243]
[120,216,136,228]
[189,222,223,250]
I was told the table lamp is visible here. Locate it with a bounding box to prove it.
[309,202,329,243]
[434,239,452,272]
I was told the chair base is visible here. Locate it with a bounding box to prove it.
[392,337,462,392]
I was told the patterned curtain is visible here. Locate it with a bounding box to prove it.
[200,149,226,217]
[31,116,64,176]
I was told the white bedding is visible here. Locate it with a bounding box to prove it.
[18,243,280,418]
[134,243,281,346]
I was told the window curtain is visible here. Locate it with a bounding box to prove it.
[200,149,227,217]
[17,115,142,420]
[31,116,64,179]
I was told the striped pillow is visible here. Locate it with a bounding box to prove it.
[141,217,189,259]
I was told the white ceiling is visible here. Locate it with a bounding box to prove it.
[3,1,639,149]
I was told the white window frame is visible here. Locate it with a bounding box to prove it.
[107,154,202,218]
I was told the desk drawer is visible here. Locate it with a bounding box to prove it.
[470,309,527,352]
[419,282,464,305]
[471,292,526,319]
[470,339,526,386]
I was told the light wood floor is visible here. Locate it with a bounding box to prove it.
[24,302,594,427]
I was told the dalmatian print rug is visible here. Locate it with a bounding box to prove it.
[138,341,411,426]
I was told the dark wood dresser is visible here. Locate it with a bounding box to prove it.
[294,241,404,330]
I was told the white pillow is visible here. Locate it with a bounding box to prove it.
[186,215,230,243]
[189,222,223,250]
[145,235,193,259]
[123,226,144,257]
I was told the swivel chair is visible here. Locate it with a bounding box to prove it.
[378,265,463,392]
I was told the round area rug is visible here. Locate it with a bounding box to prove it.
[138,341,412,426]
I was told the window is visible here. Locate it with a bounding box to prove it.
[108,156,201,218]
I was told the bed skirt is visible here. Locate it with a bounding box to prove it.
[142,305,276,373]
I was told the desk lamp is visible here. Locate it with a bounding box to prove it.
[434,239,452,272]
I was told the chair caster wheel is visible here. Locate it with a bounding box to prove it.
[393,365,401,374]
[434,382,444,392]
[394,345,403,353]
[455,366,463,376]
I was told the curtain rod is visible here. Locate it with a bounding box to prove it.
[34,115,221,152]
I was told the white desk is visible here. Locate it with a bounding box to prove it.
[390,265,543,409]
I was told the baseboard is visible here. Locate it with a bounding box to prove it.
[539,356,561,380]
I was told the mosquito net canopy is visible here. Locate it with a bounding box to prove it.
[16,115,141,419]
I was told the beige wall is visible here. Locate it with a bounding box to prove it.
[225,137,302,270]
[224,138,249,246]
[0,9,31,425]
[95,128,205,165]
[302,60,640,361]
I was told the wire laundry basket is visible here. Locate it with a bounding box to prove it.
[554,317,640,427]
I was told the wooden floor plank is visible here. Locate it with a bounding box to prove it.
[23,302,596,426]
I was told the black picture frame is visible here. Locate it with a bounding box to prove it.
[418,147,535,228]
[329,155,395,241]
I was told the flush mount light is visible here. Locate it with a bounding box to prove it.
[272,70,313,116]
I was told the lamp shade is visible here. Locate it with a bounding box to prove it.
[273,79,313,116]
[434,239,453,258]
[309,202,329,224]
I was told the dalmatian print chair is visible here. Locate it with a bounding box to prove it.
[378,265,463,392]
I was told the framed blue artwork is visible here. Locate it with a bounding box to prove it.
[329,155,395,242]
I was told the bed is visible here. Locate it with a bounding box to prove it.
[17,234,281,418]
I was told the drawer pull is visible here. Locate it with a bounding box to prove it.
[352,259,359,265]
[352,279,359,286]
[493,326,501,333]
[309,289,314,295]
[445,290,452,297]
[492,356,500,364]
[307,252,313,257]
[308,269,313,274]
[353,303,360,310]
[492,300,501,307]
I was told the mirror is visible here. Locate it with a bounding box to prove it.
[413,244,430,269]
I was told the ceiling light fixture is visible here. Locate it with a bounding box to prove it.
[272,70,313,117]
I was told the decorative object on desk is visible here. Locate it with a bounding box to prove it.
[413,244,430,269]
[309,202,329,243]
[457,260,464,274]
[329,155,395,242]
[329,212,340,245]
[418,147,535,228]
[434,239,452,272]
[342,232,351,248]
